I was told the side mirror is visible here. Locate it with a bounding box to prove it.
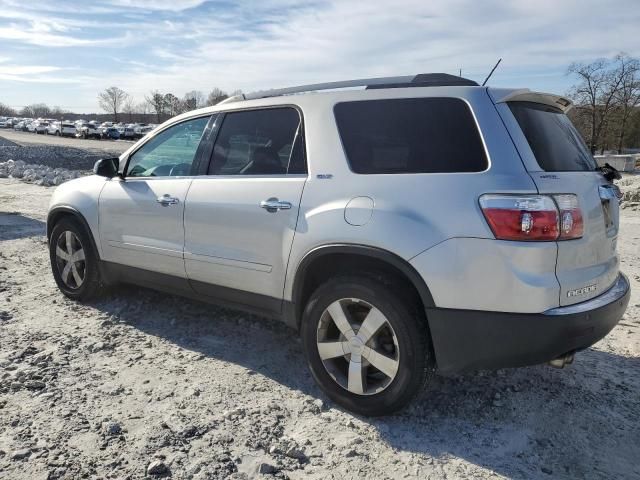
[93,157,120,178]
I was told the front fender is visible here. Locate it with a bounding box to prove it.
[47,175,109,257]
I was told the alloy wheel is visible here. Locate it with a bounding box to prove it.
[54,231,86,289]
[316,298,400,395]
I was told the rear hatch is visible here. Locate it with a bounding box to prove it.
[493,91,620,306]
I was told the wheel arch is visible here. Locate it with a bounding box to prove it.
[47,206,101,260]
[289,244,436,330]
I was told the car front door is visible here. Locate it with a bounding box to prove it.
[184,107,307,314]
[99,115,212,279]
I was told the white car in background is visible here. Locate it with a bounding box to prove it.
[121,124,136,139]
[33,121,49,134]
[47,121,78,137]
[76,123,101,139]
[134,124,157,138]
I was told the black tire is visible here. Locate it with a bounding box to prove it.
[301,275,433,416]
[49,217,102,301]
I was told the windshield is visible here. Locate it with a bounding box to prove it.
[509,102,596,172]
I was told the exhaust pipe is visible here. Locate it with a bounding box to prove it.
[548,353,575,369]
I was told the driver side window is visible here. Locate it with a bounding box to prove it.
[126,116,210,177]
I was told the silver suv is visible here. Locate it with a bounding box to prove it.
[47,73,631,415]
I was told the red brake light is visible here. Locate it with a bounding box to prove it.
[480,195,559,241]
[479,194,582,241]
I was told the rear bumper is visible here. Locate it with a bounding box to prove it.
[427,273,630,374]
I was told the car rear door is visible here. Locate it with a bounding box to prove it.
[183,107,307,314]
[98,115,212,279]
[494,93,620,306]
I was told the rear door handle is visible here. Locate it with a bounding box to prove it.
[260,198,292,212]
[157,194,179,206]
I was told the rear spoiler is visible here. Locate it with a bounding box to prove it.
[488,88,573,113]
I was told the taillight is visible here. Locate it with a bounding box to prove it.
[554,194,583,239]
[480,195,559,241]
[480,194,584,241]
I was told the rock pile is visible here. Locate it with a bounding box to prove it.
[0,145,115,170]
[0,159,85,187]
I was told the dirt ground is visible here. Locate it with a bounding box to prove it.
[0,178,639,480]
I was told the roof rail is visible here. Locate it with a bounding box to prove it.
[227,73,478,103]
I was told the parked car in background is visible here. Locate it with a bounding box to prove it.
[120,125,136,139]
[134,125,156,138]
[76,123,101,139]
[33,121,49,134]
[46,121,78,137]
[101,127,120,140]
[14,121,26,131]
[46,122,60,135]
[0,118,10,128]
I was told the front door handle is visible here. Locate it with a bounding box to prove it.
[157,194,179,206]
[260,198,292,213]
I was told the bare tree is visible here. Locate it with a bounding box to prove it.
[0,103,17,116]
[164,93,181,117]
[50,106,66,119]
[20,103,51,118]
[612,54,640,153]
[568,55,634,153]
[123,98,136,123]
[135,101,150,116]
[182,90,206,112]
[145,91,166,123]
[206,87,228,106]
[98,86,129,122]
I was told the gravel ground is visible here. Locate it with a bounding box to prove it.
[0,176,639,480]
[0,130,129,171]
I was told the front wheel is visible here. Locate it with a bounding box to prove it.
[49,217,102,300]
[301,275,433,416]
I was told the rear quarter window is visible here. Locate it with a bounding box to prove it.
[334,98,488,174]
[508,102,596,172]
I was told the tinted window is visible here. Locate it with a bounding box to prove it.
[334,98,487,174]
[127,116,209,177]
[208,108,305,175]
[509,102,596,172]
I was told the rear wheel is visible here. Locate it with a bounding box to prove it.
[49,217,102,300]
[301,275,433,416]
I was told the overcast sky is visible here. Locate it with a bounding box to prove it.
[1,0,639,113]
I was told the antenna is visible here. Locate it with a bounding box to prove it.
[482,58,502,86]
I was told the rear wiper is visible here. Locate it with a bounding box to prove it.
[595,162,622,182]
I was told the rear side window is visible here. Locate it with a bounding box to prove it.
[334,98,487,174]
[509,102,596,172]
[208,107,305,175]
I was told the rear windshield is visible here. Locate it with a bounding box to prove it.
[334,98,488,174]
[509,102,596,172]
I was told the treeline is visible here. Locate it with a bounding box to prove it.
[0,103,67,118]
[0,86,242,124]
[3,55,640,152]
[567,53,640,153]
